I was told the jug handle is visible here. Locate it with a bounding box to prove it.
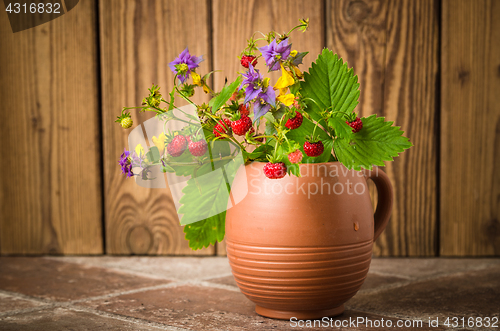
[363,167,393,241]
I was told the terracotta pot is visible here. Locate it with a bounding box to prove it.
[225,162,393,320]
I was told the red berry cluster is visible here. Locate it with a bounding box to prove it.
[231,116,253,136]
[167,135,188,157]
[213,118,232,138]
[240,55,257,68]
[346,117,363,133]
[238,104,249,116]
[188,139,208,156]
[167,135,208,157]
[304,141,324,157]
[263,162,287,179]
[285,111,303,130]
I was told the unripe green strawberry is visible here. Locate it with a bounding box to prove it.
[120,117,133,129]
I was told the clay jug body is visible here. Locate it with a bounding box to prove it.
[225,162,393,320]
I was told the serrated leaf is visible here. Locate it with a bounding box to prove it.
[211,77,242,113]
[333,115,412,170]
[301,49,360,122]
[328,116,353,140]
[183,212,225,250]
[177,158,241,225]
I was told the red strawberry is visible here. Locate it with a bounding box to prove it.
[188,139,208,156]
[231,116,253,136]
[213,118,232,138]
[167,135,187,157]
[285,111,303,130]
[263,162,287,179]
[241,55,257,68]
[304,140,324,157]
[346,117,363,133]
[287,150,303,164]
[239,104,250,117]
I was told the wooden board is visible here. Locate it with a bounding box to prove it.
[99,0,214,255]
[440,0,500,256]
[326,0,439,256]
[212,0,325,255]
[0,0,103,254]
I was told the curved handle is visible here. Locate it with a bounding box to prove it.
[363,167,393,241]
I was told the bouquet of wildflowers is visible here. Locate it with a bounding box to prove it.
[116,19,412,249]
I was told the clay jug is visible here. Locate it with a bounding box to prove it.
[225,162,393,320]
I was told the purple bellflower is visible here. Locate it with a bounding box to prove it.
[253,87,276,122]
[119,149,134,177]
[259,39,292,71]
[240,64,264,104]
[168,48,204,83]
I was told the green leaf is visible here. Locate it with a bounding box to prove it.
[145,146,161,163]
[177,158,241,225]
[264,112,277,136]
[168,87,176,111]
[245,144,273,161]
[183,212,225,250]
[333,115,412,170]
[211,77,242,113]
[285,116,334,164]
[301,49,360,121]
[328,116,353,140]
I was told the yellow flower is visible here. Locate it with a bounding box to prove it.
[277,90,295,106]
[202,84,211,94]
[191,72,202,86]
[292,65,303,79]
[135,144,145,157]
[274,65,295,90]
[290,50,298,57]
[152,132,166,154]
[274,64,295,106]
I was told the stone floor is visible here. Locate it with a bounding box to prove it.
[0,257,498,330]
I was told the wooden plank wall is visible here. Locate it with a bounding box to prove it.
[0,0,103,254]
[99,0,213,255]
[0,0,498,257]
[326,0,439,256]
[440,0,500,256]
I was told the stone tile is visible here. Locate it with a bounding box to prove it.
[0,307,167,331]
[358,273,408,292]
[369,258,500,280]
[0,293,42,313]
[0,258,170,302]
[50,256,232,281]
[82,285,444,331]
[82,285,257,331]
[206,275,237,288]
[347,265,500,322]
